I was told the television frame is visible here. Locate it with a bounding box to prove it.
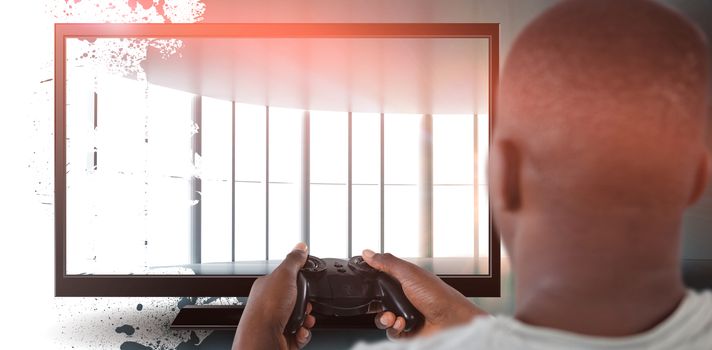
[54,22,501,297]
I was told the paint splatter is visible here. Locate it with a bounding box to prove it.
[49,0,205,24]
[120,341,153,350]
[48,0,205,77]
[177,297,198,310]
[32,0,207,201]
[202,297,219,305]
[163,0,206,24]
[183,331,237,349]
[175,331,200,350]
[116,324,136,336]
[40,1,240,349]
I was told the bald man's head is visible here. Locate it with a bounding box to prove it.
[493,0,710,221]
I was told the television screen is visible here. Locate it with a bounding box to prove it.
[56,23,500,296]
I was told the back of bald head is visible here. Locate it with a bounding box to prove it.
[498,0,710,214]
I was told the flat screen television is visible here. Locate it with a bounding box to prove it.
[55,23,500,327]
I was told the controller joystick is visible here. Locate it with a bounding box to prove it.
[285,255,423,335]
[347,256,376,274]
[303,255,327,274]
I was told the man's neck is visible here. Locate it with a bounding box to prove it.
[511,217,686,337]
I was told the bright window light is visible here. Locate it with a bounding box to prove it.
[433,114,475,258]
[351,112,381,255]
[268,107,304,259]
[200,97,232,263]
[65,74,491,273]
[144,84,194,267]
[383,113,422,257]
[309,110,348,258]
[234,103,267,261]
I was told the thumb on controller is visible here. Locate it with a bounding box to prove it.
[361,249,428,286]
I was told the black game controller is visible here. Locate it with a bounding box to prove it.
[285,255,424,334]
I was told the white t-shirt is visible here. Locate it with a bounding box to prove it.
[352,290,712,350]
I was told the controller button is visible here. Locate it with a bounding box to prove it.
[334,263,343,267]
[337,268,346,273]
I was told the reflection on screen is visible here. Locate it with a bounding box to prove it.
[64,37,491,276]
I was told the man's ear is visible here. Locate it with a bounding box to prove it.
[688,151,710,205]
[488,140,522,212]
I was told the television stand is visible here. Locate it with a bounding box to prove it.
[171,305,245,329]
[170,304,378,330]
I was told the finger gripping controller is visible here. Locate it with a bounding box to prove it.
[285,255,424,334]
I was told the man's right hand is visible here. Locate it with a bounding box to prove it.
[362,249,488,340]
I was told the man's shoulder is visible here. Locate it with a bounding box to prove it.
[351,290,712,350]
[671,289,712,332]
[351,315,504,350]
[688,288,712,300]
